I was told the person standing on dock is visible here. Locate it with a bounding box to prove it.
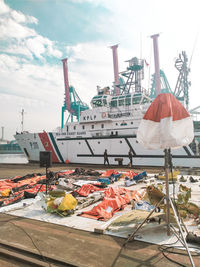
[104,149,109,165]
[128,149,133,167]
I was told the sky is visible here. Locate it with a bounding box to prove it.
[0,0,200,140]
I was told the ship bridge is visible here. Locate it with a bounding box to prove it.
[91,93,152,108]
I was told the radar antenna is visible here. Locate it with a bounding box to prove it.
[118,57,145,95]
[173,51,190,109]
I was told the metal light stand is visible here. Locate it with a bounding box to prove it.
[123,149,195,267]
[164,149,195,266]
[45,165,49,195]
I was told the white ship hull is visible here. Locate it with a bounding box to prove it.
[15,131,200,167]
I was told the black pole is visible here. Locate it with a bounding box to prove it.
[164,148,170,236]
[46,165,48,195]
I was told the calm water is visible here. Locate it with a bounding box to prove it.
[0,154,28,164]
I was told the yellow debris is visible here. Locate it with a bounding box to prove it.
[157,170,180,181]
[58,193,77,211]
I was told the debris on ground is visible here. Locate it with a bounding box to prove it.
[0,167,200,252]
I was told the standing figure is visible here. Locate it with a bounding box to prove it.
[128,149,133,167]
[104,149,109,165]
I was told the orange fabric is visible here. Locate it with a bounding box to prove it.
[2,192,24,206]
[101,169,119,177]
[81,196,126,221]
[104,187,129,198]
[123,171,138,178]
[57,170,74,175]
[81,187,145,221]
[76,184,103,197]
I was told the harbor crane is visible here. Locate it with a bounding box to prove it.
[61,58,89,128]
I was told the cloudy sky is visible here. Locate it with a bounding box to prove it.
[0,0,200,140]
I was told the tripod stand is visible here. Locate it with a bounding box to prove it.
[39,151,52,195]
[123,149,195,267]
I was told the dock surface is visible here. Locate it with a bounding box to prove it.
[0,163,199,266]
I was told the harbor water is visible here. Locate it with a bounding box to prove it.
[0,154,28,164]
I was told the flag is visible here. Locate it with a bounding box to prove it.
[137,93,194,149]
[144,59,149,67]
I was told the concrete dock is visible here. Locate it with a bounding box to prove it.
[0,163,199,267]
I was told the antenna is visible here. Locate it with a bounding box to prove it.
[1,126,4,141]
[20,109,25,132]
[189,32,199,68]
[140,32,142,59]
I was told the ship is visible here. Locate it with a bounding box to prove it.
[0,127,23,154]
[14,35,200,167]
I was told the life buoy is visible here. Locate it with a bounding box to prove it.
[102,112,107,118]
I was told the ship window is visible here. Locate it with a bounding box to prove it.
[74,126,76,130]
[132,96,141,104]
[92,98,103,107]
[103,98,107,105]
[116,131,118,135]
[67,126,69,132]
[119,98,124,106]
[142,97,150,104]
[120,121,127,126]
[83,116,86,120]
[120,140,122,144]
[125,96,131,106]
[79,142,81,145]
[82,125,85,130]
[91,125,94,129]
[101,124,104,129]
[111,131,114,135]
[33,142,39,149]
[131,122,133,124]
[98,141,100,144]
[94,115,96,119]
[87,116,89,120]
[110,100,117,107]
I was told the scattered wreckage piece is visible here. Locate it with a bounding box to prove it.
[76,192,104,210]
[46,192,78,216]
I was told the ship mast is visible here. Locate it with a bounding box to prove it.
[21,109,25,132]
[62,58,71,113]
[1,127,4,141]
[110,45,120,96]
[174,51,190,109]
[151,34,161,95]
